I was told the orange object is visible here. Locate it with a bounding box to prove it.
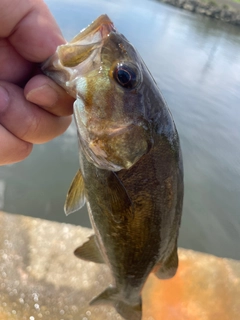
[143,251,240,319]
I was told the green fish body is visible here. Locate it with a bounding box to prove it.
[42,15,183,320]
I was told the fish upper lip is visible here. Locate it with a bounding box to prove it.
[97,15,115,39]
[71,14,115,44]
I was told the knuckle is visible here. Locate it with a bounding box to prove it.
[20,110,42,142]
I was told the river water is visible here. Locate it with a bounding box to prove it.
[0,0,239,260]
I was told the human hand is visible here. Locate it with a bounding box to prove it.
[0,0,75,165]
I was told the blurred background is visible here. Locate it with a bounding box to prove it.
[0,0,239,260]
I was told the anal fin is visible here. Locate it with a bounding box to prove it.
[74,235,105,264]
[90,286,142,320]
[154,246,178,279]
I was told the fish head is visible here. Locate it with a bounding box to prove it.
[42,15,155,171]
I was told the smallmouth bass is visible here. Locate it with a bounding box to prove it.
[42,15,183,320]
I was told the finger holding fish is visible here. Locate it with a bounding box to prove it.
[25,74,75,116]
[0,0,76,165]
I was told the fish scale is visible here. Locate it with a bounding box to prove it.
[42,14,183,320]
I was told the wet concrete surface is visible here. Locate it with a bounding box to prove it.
[0,211,239,320]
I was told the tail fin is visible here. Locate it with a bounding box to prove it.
[90,286,142,320]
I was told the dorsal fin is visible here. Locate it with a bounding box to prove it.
[64,170,85,215]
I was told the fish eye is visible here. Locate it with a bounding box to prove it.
[113,63,141,89]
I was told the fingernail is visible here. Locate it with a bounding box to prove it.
[0,86,10,113]
[26,84,59,107]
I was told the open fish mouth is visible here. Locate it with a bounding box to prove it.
[41,15,115,95]
[56,15,115,68]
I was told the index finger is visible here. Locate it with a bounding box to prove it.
[0,0,65,61]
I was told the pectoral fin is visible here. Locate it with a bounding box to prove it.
[74,235,105,264]
[64,170,85,215]
[106,172,133,223]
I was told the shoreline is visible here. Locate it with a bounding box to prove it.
[157,0,240,25]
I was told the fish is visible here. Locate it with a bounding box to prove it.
[42,14,184,320]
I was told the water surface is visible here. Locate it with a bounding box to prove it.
[0,0,239,259]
